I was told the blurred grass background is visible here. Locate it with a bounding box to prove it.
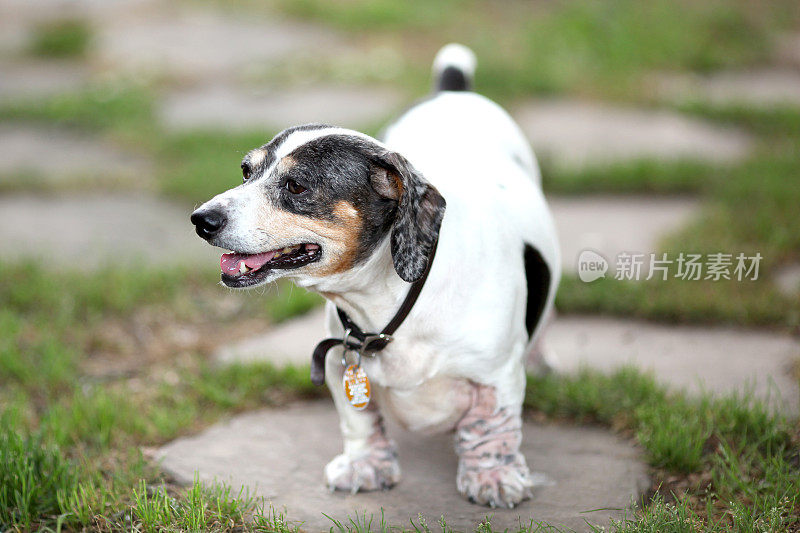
[1,0,799,530]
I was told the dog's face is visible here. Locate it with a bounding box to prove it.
[191,125,446,289]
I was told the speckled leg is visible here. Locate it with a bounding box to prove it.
[324,346,400,493]
[324,410,401,492]
[454,384,534,508]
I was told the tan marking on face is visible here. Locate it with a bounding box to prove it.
[248,149,267,166]
[257,200,363,277]
[276,155,297,174]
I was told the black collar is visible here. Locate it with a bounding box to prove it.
[310,238,439,385]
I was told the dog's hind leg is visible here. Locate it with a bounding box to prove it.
[323,348,401,492]
[454,383,534,508]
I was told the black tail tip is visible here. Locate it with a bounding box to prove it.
[437,65,471,92]
[432,43,476,93]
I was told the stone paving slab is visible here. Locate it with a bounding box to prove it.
[515,100,752,169]
[0,0,157,55]
[215,309,799,413]
[0,60,88,100]
[549,196,698,272]
[0,126,149,184]
[96,9,344,80]
[774,263,800,298]
[160,84,403,132]
[654,69,800,107]
[549,317,799,414]
[216,310,325,367]
[776,32,800,70]
[156,401,649,532]
[0,193,218,267]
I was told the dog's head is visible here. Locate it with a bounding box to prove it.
[190,125,446,289]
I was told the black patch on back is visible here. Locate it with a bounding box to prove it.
[437,66,471,92]
[524,244,550,338]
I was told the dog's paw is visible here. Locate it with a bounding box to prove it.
[324,444,401,493]
[456,453,535,508]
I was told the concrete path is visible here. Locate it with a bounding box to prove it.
[215,308,799,413]
[515,100,752,169]
[0,126,149,186]
[160,84,403,132]
[654,69,800,107]
[0,193,217,267]
[550,196,697,272]
[0,60,88,100]
[775,263,800,298]
[777,32,800,70]
[156,401,649,532]
[549,317,799,413]
[96,8,344,80]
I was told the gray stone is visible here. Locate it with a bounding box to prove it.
[515,99,752,169]
[0,126,149,184]
[156,401,649,532]
[216,310,799,413]
[216,310,326,367]
[774,262,800,298]
[0,193,218,267]
[96,8,343,80]
[654,69,800,107]
[776,32,800,70]
[0,0,157,55]
[549,195,698,272]
[0,60,88,100]
[548,317,799,414]
[159,84,403,132]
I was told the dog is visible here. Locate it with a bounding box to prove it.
[190,44,560,508]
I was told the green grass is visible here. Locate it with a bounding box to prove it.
[158,130,275,204]
[133,478,256,532]
[28,18,92,59]
[541,158,718,195]
[0,421,78,530]
[0,81,156,148]
[524,368,799,532]
[0,259,324,530]
[271,0,799,100]
[275,0,465,32]
[551,102,800,329]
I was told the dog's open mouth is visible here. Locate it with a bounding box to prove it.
[220,243,321,287]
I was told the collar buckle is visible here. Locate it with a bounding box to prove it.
[360,333,393,357]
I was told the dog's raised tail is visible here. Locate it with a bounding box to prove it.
[433,43,476,92]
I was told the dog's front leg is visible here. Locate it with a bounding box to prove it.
[324,349,400,492]
[454,383,534,508]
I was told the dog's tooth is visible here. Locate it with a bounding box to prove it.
[239,261,247,274]
[282,247,293,254]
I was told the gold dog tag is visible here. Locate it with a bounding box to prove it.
[343,364,371,410]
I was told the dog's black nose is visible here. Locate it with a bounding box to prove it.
[191,209,227,240]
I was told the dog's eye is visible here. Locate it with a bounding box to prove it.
[285,179,307,195]
[241,162,251,182]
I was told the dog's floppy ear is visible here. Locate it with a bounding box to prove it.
[370,151,446,282]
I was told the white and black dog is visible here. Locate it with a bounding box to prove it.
[191,44,560,508]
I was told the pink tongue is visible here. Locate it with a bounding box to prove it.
[220,250,277,275]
